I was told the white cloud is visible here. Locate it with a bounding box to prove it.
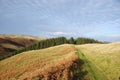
[110,34,120,37]
[46,31,75,36]
[92,34,120,42]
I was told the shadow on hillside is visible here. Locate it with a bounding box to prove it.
[71,59,89,80]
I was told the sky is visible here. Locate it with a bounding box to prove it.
[0,0,120,42]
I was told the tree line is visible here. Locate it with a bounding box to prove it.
[0,37,102,60]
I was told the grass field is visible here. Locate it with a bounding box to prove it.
[0,42,119,80]
[0,44,83,80]
[76,42,120,80]
[77,49,108,80]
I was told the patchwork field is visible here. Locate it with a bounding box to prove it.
[76,42,120,80]
[0,44,84,80]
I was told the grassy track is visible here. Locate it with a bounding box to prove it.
[76,48,107,80]
[76,42,120,80]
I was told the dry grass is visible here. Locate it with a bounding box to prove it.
[76,42,120,80]
[19,54,78,80]
[0,44,78,80]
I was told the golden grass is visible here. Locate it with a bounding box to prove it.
[19,54,78,80]
[0,44,77,80]
[76,42,120,80]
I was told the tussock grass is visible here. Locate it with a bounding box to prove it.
[76,42,120,80]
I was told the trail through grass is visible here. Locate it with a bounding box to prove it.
[76,42,120,80]
[76,48,107,80]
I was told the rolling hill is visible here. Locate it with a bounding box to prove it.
[0,35,119,80]
[0,34,45,57]
[0,44,87,80]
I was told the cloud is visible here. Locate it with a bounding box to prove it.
[110,34,120,37]
[0,0,120,42]
[92,34,120,42]
[107,34,120,42]
[46,31,75,36]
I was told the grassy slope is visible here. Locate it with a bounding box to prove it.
[0,44,78,80]
[77,49,107,80]
[76,42,120,80]
[0,34,45,57]
[0,42,119,80]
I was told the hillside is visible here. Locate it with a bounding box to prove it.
[76,42,120,80]
[0,36,101,60]
[0,34,45,57]
[0,44,87,80]
[0,35,119,80]
[0,42,120,80]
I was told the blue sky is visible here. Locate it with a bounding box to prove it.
[0,0,120,42]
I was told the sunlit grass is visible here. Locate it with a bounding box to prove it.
[0,44,77,79]
[76,42,120,80]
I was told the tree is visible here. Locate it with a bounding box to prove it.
[68,37,75,44]
[1,36,103,61]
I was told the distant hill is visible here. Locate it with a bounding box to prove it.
[0,34,45,57]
